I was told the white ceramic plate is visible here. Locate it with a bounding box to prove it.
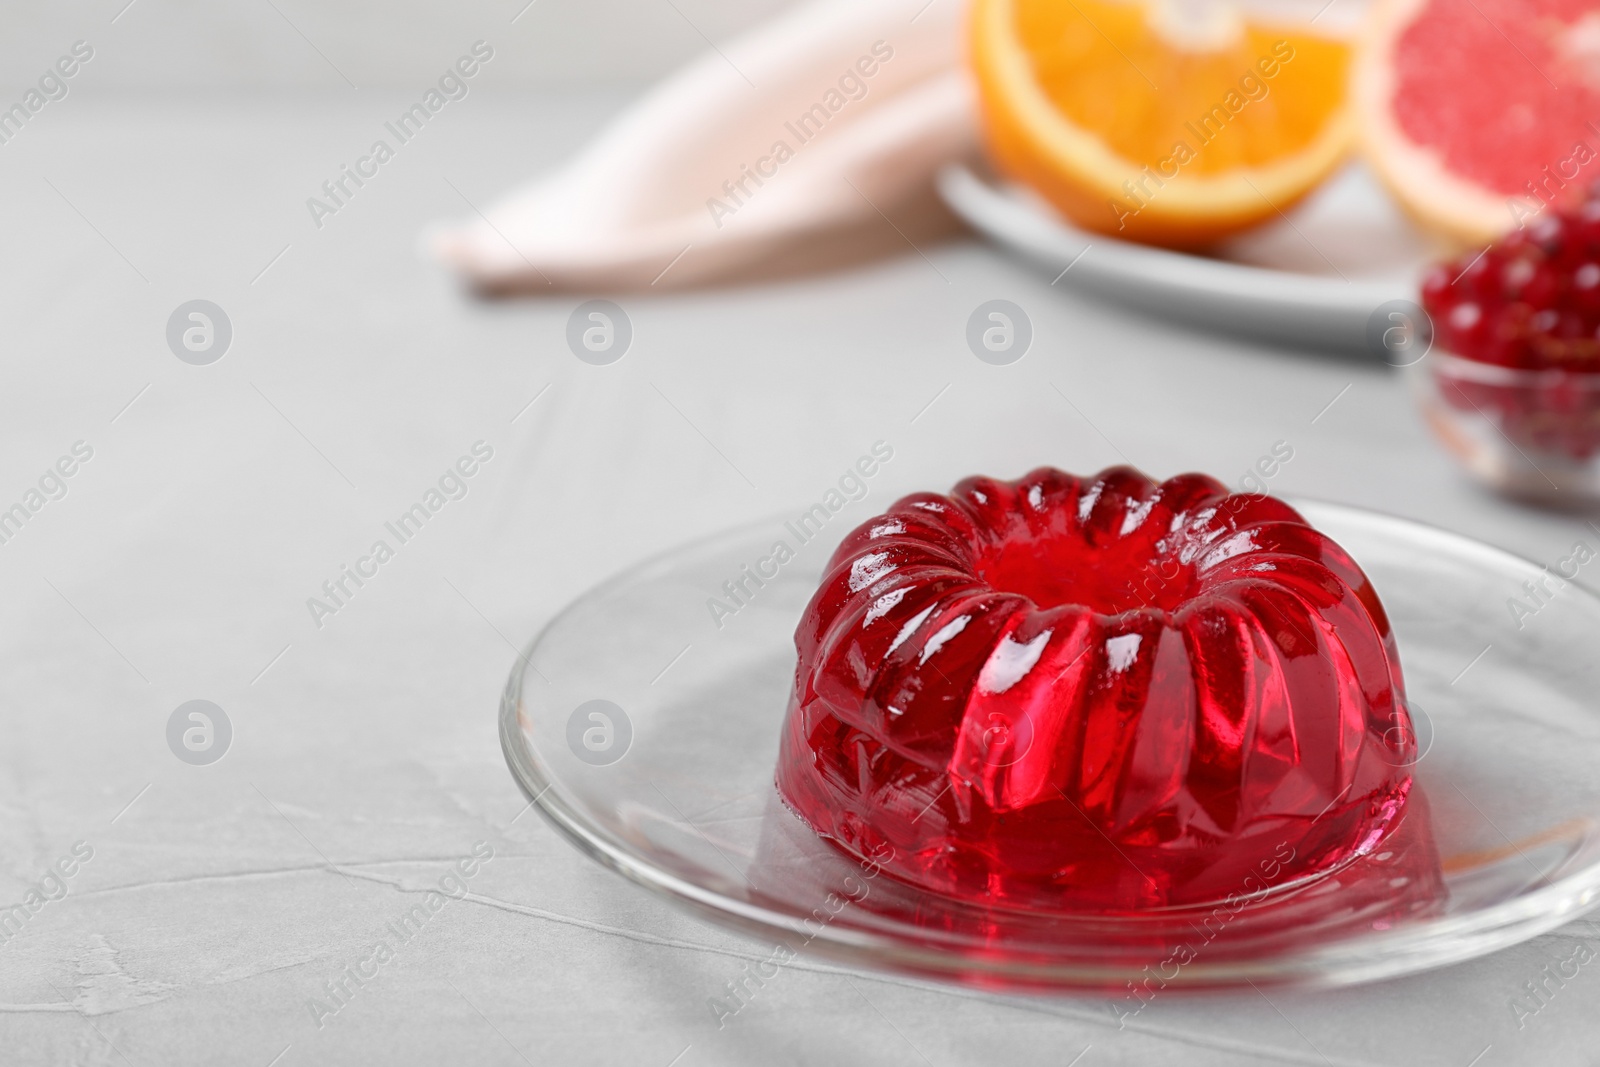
[939,162,1446,355]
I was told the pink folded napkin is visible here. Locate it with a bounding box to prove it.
[428,0,976,292]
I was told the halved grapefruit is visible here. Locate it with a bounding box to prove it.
[970,0,1354,248]
[1355,0,1600,245]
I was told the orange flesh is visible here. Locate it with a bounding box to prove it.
[1016,0,1349,174]
[971,0,1354,246]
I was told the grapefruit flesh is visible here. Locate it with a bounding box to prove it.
[1358,0,1600,243]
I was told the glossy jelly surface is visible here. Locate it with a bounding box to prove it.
[775,467,1416,911]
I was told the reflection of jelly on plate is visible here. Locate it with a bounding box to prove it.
[775,467,1420,911]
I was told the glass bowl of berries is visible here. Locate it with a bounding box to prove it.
[1415,207,1600,505]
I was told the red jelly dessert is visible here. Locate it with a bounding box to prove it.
[1421,188,1600,461]
[775,467,1416,911]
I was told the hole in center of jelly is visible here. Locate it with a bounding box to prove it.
[975,533,1198,614]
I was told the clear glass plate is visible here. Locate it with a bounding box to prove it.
[499,500,1600,992]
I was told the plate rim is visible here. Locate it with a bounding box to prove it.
[936,163,1415,354]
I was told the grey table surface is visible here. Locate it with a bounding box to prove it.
[2,90,1598,1067]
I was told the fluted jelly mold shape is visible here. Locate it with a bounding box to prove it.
[775,466,1416,911]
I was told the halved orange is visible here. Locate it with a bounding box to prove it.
[970,0,1354,248]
